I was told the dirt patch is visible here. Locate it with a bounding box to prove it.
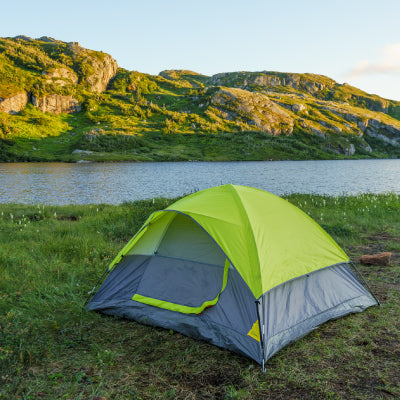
[56,215,79,221]
[347,232,399,263]
[167,368,243,399]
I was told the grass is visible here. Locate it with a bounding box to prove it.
[0,194,399,399]
[2,36,400,163]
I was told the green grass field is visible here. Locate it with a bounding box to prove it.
[1,194,399,399]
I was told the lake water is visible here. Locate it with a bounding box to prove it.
[0,159,399,205]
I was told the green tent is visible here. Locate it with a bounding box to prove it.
[87,184,378,369]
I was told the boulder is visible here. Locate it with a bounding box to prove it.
[344,143,356,156]
[360,252,392,266]
[292,103,307,113]
[72,149,93,155]
[0,92,28,114]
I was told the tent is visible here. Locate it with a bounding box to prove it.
[86,184,378,369]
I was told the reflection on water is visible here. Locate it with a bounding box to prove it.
[0,159,399,205]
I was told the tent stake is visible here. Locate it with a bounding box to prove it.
[83,267,111,307]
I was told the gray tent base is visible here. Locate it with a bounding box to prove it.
[87,255,377,366]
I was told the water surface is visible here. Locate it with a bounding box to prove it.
[0,159,399,205]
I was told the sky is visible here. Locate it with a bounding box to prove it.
[1,0,400,100]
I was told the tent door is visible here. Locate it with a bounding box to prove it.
[132,256,230,314]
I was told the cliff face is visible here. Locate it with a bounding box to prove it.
[85,53,118,93]
[0,36,118,114]
[0,92,28,114]
[31,94,81,114]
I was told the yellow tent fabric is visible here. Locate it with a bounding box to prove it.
[109,185,349,298]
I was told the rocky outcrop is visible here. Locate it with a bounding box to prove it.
[211,87,294,135]
[313,102,400,144]
[37,36,58,43]
[336,84,390,113]
[0,92,28,114]
[159,70,205,80]
[31,94,81,114]
[13,35,34,42]
[208,71,335,95]
[84,53,118,93]
[42,67,78,86]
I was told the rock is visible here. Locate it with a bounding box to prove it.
[207,71,334,95]
[366,128,400,147]
[13,35,33,42]
[292,103,307,113]
[211,87,294,135]
[72,149,93,155]
[31,94,81,114]
[42,67,78,85]
[344,143,356,156]
[360,252,392,266]
[37,36,58,42]
[84,53,118,93]
[310,125,326,137]
[0,92,28,114]
[360,142,372,153]
[357,119,369,132]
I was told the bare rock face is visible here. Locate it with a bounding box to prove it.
[0,92,28,114]
[318,103,400,144]
[31,94,81,114]
[85,53,118,93]
[360,252,392,266]
[42,67,78,86]
[211,87,294,135]
[208,71,334,95]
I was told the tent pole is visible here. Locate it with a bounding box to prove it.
[349,261,381,307]
[83,266,112,307]
[255,299,266,372]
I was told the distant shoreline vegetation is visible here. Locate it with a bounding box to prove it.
[1,36,400,162]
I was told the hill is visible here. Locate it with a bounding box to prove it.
[1,35,400,162]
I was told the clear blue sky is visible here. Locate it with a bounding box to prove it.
[2,0,400,100]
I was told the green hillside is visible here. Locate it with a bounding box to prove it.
[1,36,400,162]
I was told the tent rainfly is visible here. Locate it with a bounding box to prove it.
[86,184,378,370]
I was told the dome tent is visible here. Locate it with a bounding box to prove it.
[86,184,378,369]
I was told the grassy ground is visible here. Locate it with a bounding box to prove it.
[0,194,399,399]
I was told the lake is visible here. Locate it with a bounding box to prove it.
[0,159,399,205]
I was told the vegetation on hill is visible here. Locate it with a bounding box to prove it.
[1,194,399,398]
[1,36,400,162]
